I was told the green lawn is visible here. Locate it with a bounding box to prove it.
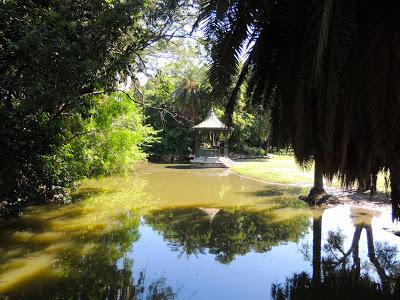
[232,155,317,186]
[231,155,386,191]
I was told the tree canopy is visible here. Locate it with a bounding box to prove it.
[0,0,188,211]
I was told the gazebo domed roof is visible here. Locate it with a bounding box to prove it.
[193,108,228,131]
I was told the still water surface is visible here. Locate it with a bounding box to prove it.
[0,164,399,299]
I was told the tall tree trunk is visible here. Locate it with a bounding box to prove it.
[308,157,326,199]
[314,159,324,190]
[312,212,322,289]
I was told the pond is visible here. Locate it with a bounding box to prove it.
[0,163,399,299]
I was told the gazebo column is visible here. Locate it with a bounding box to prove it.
[224,132,228,157]
[194,131,199,158]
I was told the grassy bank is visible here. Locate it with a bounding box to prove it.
[231,155,386,191]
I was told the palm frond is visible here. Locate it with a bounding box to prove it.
[201,0,400,219]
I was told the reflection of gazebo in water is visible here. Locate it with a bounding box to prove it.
[191,108,233,168]
[198,207,221,222]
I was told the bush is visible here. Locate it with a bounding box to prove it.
[241,146,267,156]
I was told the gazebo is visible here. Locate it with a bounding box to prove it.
[191,108,231,168]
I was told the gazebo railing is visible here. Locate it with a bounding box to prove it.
[196,148,220,159]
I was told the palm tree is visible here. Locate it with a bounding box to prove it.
[196,0,400,219]
[174,65,209,123]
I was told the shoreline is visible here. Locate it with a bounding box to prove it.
[229,164,392,210]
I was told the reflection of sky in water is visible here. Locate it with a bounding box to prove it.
[126,205,400,300]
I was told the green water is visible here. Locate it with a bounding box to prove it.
[0,163,399,299]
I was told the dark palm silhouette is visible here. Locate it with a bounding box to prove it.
[196,0,400,219]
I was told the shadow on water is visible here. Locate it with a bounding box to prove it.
[271,208,400,300]
[164,165,192,170]
[71,186,113,202]
[244,186,306,198]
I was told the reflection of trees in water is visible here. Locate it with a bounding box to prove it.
[2,212,177,300]
[53,214,177,300]
[145,207,310,264]
[54,256,176,300]
[50,254,176,300]
[271,269,395,300]
[272,208,400,299]
[55,255,176,300]
[323,226,400,291]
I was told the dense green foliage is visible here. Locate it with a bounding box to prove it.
[0,0,183,211]
[142,44,211,161]
[44,93,155,192]
[143,43,271,160]
[143,74,194,161]
[218,100,271,155]
[143,72,271,160]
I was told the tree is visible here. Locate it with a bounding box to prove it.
[174,64,209,123]
[0,0,186,210]
[219,88,271,155]
[48,93,156,185]
[142,41,211,161]
[196,0,400,219]
[142,73,194,161]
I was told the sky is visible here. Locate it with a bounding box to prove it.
[135,23,201,86]
[135,19,252,87]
